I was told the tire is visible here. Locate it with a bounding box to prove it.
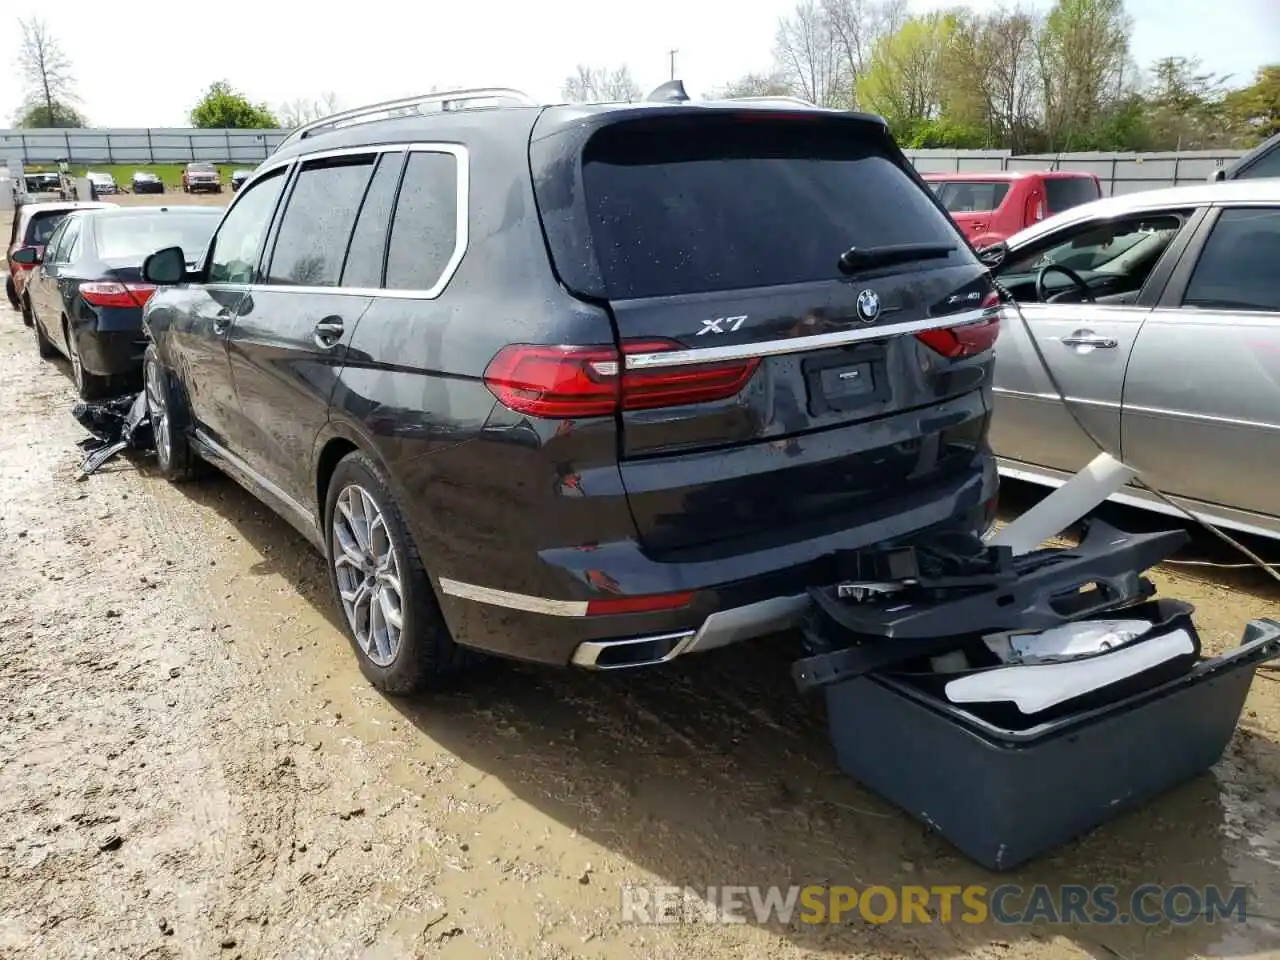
[5,275,18,312]
[182,183,189,193]
[34,314,57,358]
[144,344,201,482]
[64,320,111,400]
[215,185,223,194]
[324,451,468,695]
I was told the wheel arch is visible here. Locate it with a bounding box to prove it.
[313,419,402,531]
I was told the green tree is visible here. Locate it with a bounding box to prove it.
[189,81,279,129]
[1143,56,1230,149]
[1224,64,1280,145]
[1035,0,1134,150]
[15,101,85,128]
[857,11,985,146]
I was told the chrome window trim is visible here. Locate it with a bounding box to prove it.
[624,305,1001,370]
[235,142,468,301]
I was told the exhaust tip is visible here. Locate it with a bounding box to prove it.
[571,631,695,670]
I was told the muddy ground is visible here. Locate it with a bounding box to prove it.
[2,195,1280,959]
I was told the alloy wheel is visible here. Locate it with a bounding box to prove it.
[331,484,404,667]
[144,358,172,469]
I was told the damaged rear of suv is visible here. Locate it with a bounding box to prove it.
[139,88,1001,694]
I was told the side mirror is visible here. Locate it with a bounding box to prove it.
[11,246,41,266]
[1208,167,1226,183]
[142,246,186,284]
[976,241,1008,270]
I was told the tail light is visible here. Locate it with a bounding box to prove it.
[483,339,760,418]
[79,281,157,308]
[916,291,1002,358]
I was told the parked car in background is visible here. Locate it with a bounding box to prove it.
[14,205,222,398]
[985,179,1280,540]
[131,170,165,194]
[230,169,252,192]
[139,89,1000,695]
[182,162,222,194]
[85,171,119,196]
[923,171,1103,250]
[6,200,116,323]
[1210,132,1280,182]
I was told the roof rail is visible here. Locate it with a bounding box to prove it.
[274,87,537,153]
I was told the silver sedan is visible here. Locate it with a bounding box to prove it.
[986,179,1280,540]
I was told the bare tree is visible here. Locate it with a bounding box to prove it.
[278,93,342,129]
[714,72,797,99]
[819,0,904,106]
[773,0,848,107]
[16,18,81,127]
[561,64,642,103]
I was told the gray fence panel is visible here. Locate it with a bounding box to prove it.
[0,128,288,164]
[0,131,1249,193]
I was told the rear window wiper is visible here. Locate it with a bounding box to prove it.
[838,242,956,276]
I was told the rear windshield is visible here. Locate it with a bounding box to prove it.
[1044,177,1101,214]
[580,118,965,299]
[26,211,70,245]
[94,213,219,261]
[930,180,1011,214]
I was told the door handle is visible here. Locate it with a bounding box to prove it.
[313,316,345,349]
[212,308,232,336]
[1061,330,1118,350]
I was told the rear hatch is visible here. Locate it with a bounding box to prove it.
[530,108,1000,555]
[928,179,1013,241]
[1044,176,1102,215]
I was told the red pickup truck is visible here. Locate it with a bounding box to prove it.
[922,171,1102,249]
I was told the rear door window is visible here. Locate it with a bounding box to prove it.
[1182,208,1280,312]
[384,150,460,293]
[41,219,71,262]
[265,155,375,288]
[932,181,1011,213]
[579,118,965,300]
[51,219,81,264]
[339,151,404,288]
[1043,178,1101,214]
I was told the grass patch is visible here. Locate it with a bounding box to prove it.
[21,162,254,188]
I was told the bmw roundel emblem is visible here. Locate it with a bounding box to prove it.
[856,289,881,323]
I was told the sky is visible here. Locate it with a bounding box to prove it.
[2,0,1278,129]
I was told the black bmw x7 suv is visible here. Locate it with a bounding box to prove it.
[138,87,1002,695]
